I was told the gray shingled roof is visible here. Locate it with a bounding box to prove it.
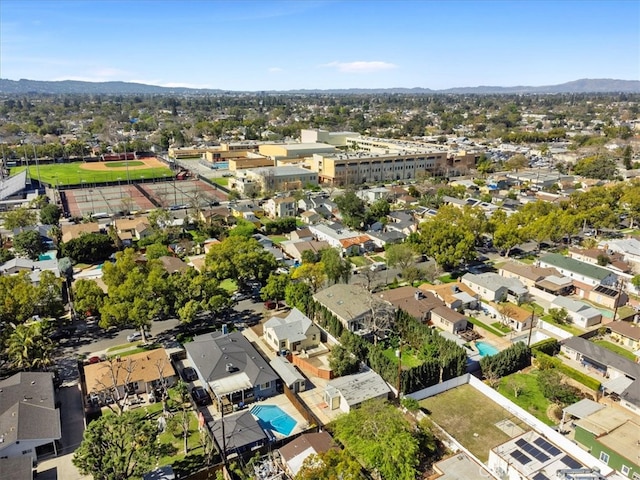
[208,410,267,454]
[0,372,61,451]
[312,284,372,322]
[269,357,305,388]
[185,331,278,395]
[561,336,640,378]
[263,308,312,344]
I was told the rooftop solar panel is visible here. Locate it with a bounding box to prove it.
[510,450,532,465]
[515,439,550,463]
[533,437,562,457]
[533,473,550,480]
[561,455,582,469]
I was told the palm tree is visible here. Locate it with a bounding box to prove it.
[6,322,53,371]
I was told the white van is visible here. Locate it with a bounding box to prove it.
[370,262,387,272]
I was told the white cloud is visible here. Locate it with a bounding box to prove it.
[268,67,283,73]
[321,61,398,73]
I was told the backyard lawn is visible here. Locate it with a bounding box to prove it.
[420,384,529,462]
[212,177,229,187]
[468,316,506,337]
[497,371,555,426]
[381,347,423,368]
[491,322,512,334]
[267,235,287,244]
[540,315,584,336]
[593,340,638,361]
[348,256,369,268]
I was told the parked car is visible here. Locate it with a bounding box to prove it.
[191,386,211,406]
[127,332,143,342]
[181,367,198,382]
[264,300,284,310]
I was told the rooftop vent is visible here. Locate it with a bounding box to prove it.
[225,363,235,373]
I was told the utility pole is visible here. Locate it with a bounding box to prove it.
[396,341,402,398]
[527,304,536,348]
[612,279,625,322]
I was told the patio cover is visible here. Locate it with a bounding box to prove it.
[602,376,634,395]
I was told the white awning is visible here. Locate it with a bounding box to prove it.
[602,376,634,395]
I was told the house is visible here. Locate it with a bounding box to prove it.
[488,430,588,480]
[208,411,268,457]
[280,239,329,262]
[0,372,61,462]
[379,286,442,323]
[157,255,190,274]
[499,261,572,295]
[568,247,632,274]
[0,456,34,480]
[600,238,640,269]
[324,369,390,413]
[430,305,469,334]
[262,308,321,353]
[269,357,307,393]
[61,221,101,243]
[493,302,535,332]
[277,431,336,478]
[299,210,322,225]
[460,272,528,303]
[419,282,479,311]
[338,235,375,256]
[313,284,377,333]
[289,228,313,241]
[608,321,640,352]
[588,284,628,310]
[560,336,640,414]
[114,217,153,244]
[185,331,279,410]
[199,206,234,225]
[263,196,297,219]
[551,296,602,328]
[83,348,177,406]
[0,258,60,284]
[366,230,406,249]
[539,253,618,288]
[573,407,640,478]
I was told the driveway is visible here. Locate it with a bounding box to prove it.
[36,384,90,480]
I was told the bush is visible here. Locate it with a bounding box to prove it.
[480,342,531,379]
[533,351,601,391]
[531,338,560,356]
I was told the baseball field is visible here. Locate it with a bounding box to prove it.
[12,157,174,187]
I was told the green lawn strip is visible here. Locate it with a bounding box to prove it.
[371,255,385,263]
[107,343,162,358]
[438,274,457,284]
[381,347,423,368]
[468,316,506,337]
[212,177,229,186]
[348,256,369,267]
[268,235,287,244]
[497,371,555,426]
[12,163,173,186]
[491,322,512,334]
[539,315,584,336]
[106,341,142,353]
[220,278,238,292]
[419,383,524,462]
[593,340,638,361]
[104,161,144,168]
[616,305,637,320]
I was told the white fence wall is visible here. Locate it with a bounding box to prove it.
[537,319,573,339]
[529,287,556,304]
[406,374,471,401]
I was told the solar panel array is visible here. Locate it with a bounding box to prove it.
[515,438,551,463]
[561,455,583,469]
[534,437,562,457]
[533,473,550,480]
[510,450,532,465]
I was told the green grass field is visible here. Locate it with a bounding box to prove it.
[420,384,529,462]
[104,161,145,168]
[382,347,423,368]
[497,371,555,425]
[212,177,229,186]
[12,162,173,186]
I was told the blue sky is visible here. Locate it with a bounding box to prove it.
[1,0,638,90]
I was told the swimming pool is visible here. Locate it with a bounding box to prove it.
[475,341,499,357]
[250,404,296,436]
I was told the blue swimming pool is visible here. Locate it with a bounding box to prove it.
[250,404,296,436]
[476,341,499,357]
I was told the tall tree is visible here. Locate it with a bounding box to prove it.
[6,321,53,371]
[385,243,416,271]
[3,207,37,231]
[39,203,62,225]
[205,236,277,287]
[321,248,351,284]
[261,273,290,303]
[334,190,366,230]
[73,279,106,317]
[13,230,46,259]
[296,449,362,480]
[73,410,158,480]
[332,400,421,480]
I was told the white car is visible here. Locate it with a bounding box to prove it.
[127,332,143,342]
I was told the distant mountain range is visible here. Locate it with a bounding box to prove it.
[0,78,639,95]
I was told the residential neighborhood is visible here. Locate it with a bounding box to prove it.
[0,88,640,480]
